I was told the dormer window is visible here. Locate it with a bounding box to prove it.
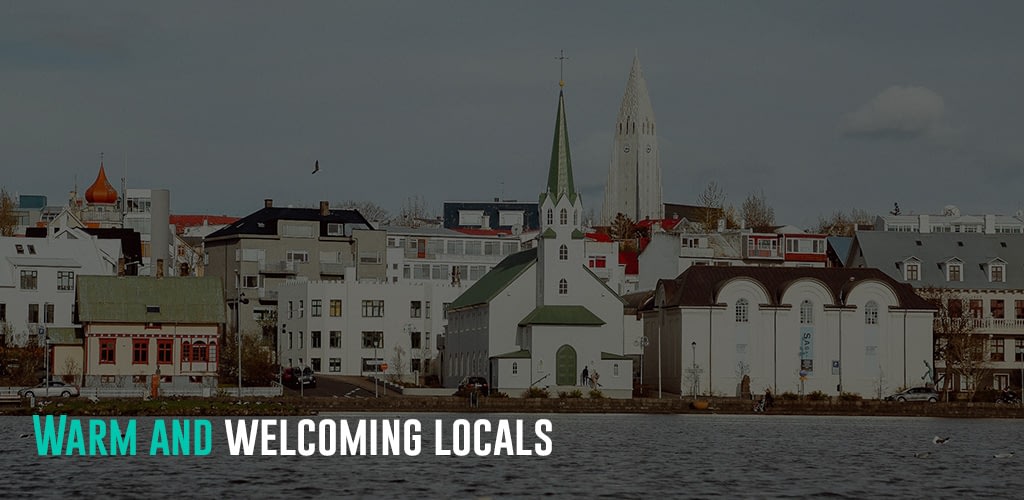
[989,260,1006,283]
[947,262,962,282]
[902,258,921,281]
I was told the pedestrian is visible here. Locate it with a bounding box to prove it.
[764,387,775,408]
[581,366,589,387]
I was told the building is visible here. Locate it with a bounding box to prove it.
[203,200,384,337]
[873,207,1024,234]
[382,225,527,286]
[847,231,1024,393]
[643,267,935,398]
[442,200,540,232]
[0,236,120,347]
[77,275,225,389]
[446,84,634,398]
[603,55,663,224]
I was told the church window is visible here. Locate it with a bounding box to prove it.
[559,244,568,261]
[558,278,568,295]
[800,300,814,324]
[573,210,578,225]
[865,301,879,325]
[735,299,749,323]
[546,209,553,225]
[560,208,568,225]
[512,362,518,375]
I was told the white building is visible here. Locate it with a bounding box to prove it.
[382,226,528,286]
[602,54,663,224]
[446,84,634,398]
[874,207,1024,234]
[0,235,120,346]
[643,266,935,398]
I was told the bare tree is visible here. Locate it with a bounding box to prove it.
[814,208,873,236]
[741,190,775,229]
[392,195,433,228]
[919,286,989,401]
[335,200,390,224]
[696,181,727,232]
[389,344,407,383]
[0,187,17,237]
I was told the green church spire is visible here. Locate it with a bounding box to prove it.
[544,89,577,203]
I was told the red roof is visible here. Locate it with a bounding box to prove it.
[635,218,684,231]
[619,250,639,275]
[170,215,240,234]
[585,232,613,242]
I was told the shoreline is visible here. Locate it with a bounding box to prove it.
[3,396,1023,418]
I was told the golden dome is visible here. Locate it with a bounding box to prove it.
[85,163,118,205]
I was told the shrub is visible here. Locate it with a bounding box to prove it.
[489,391,509,399]
[780,391,800,401]
[522,387,550,398]
[558,389,583,398]
[589,389,604,399]
[806,390,830,401]
[838,392,862,402]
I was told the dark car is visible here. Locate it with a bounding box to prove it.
[458,376,489,396]
[885,387,939,402]
[282,367,317,389]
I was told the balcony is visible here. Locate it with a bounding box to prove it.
[260,260,298,275]
[972,318,1024,332]
[258,288,278,302]
[319,262,347,276]
[745,248,784,260]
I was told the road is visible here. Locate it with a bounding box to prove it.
[281,375,383,398]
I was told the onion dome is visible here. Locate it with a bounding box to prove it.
[85,163,118,204]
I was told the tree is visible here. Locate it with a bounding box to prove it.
[814,208,873,236]
[219,330,278,387]
[918,286,989,402]
[740,190,775,229]
[391,195,433,228]
[335,200,389,224]
[0,187,17,237]
[389,344,407,383]
[696,181,727,232]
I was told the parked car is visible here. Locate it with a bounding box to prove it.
[885,387,939,403]
[18,380,80,398]
[458,376,489,396]
[282,367,316,389]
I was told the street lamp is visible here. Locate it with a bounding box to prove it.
[1017,344,1024,393]
[634,336,649,389]
[691,341,697,397]
[234,270,249,396]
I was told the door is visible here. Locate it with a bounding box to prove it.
[556,345,577,386]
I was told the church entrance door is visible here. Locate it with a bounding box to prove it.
[556,344,577,386]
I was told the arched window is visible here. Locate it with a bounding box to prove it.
[573,210,578,225]
[735,299,749,323]
[538,359,544,372]
[546,209,553,225]
[560,208,568,225]
[559,278,568,295]
[512,362,518,375]
[800,300,814,324]
[192,341,207,362]
[613,363,620,376]
[559,244,568,261]
[865,301,879,325]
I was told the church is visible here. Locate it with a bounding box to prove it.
[444,80,633,398]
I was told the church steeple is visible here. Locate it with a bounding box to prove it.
[543,89,578,204]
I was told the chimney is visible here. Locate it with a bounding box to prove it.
[264,198,273,208]
[117,258,125,277]
[156,259,164,278]
[919,214,930,233]
[320,201,330,216]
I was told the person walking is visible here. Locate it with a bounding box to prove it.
[581,366,589,387]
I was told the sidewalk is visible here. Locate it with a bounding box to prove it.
[330,375,403,396]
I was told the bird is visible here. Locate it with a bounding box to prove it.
[18,433,30,439]
[312,160,320,174]
[933,436,950,445]
[914,452,931,459]
[993,452,1015,459]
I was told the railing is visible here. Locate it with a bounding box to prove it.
[79,387,147,398]
[319,262,347,275]
[745,248,784,259]
[936,318,1024,331]
[259,260,298,274]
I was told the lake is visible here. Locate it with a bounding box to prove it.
[1,413,1021,498]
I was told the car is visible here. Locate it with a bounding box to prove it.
[458,376,489,396]
[282,367,316,389]
[18,380,80,398]
[885,387,939,403]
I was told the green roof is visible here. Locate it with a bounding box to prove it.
[47,327,82,345]
[544,90,577,203]
[492,349,531,359]
[601,352,631,360]
[541,227,557,239]
[518,305,605,326]
[449,248,537,310]
[77,276,226,324]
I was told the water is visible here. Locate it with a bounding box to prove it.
[2,413,1023,498]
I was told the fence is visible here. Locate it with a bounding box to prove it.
[2,385,283,399]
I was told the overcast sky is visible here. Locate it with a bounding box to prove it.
[4,1,1024,229]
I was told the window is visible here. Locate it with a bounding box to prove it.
[311,358,322,371]
[735,299,749,323]
[329,331,342,348]
[425,332,431,350]
[948,263,962,282]
[330,299,342,317]
[191,341,209,362]
[288,332,293,349]
[182,341,191,362]
[362,331,383,349]
[311,331,322,348]
[426,301,431,319]
[241,275,260,288]
[588,256,607,268]
[948,299,963,317]
[559,208,568,225]
[991,338,1005,362]
[15,244,24,254]
[992,299,1005,319]
[558,278,568,295]
[361,300,384,317]
[410,301,422,318]
[992,264,1005,283]
[0,303,5,322]
[512,362,518,375]
[99,339,116,364]
[327,223,344,236]
[800,300,814,324]
[20,270,38,290]
[546,209,553,225]
[157,339,173,364]
[559,244,568,261]
[287,250,310,263]
[299,331,304,349]
[613,363,620,377]
[28,304,39,323]
[970,299,983,318]
[410,331,421,349]
[1016,300,1024,320]
[311,299,322,317]
[44,303,54,324]
[57,271,75,291]
[905,263,919,281]
[133,338,149,364]
[1017,339,1024,362]
[865,301,879,325]
[329,358,341,372]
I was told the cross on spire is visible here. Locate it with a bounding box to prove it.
[555,49,569,88]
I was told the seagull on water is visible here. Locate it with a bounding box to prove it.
[312,160,320,174]
[993,452,1015,459]
[933,436,951,445]
[914,452,931,459]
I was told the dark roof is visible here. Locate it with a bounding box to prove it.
[449,248,537,310]
[518,305,605,326]
[653,266,933,310]
[663,203,723,223]
[622,290,655,315]
[205,207,372,239]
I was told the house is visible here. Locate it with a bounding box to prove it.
[873,207,1024,234]
[77,275,225,389]
[445,84,633,398]
[643,266,935,398]
[442,200,540,232]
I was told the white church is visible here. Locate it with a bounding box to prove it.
[445,81,634,398]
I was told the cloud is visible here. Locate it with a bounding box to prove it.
[843,86,946,139]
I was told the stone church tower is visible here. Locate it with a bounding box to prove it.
[602,55,663,224]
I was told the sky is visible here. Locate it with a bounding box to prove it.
[3,1,1024,230]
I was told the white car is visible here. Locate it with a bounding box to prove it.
[18,381,80,398]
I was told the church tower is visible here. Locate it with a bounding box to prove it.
[602,54,663,223]
[537,83,586,306]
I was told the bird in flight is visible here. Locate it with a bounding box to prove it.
[312,160,320,174]
[933,436,950,445]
